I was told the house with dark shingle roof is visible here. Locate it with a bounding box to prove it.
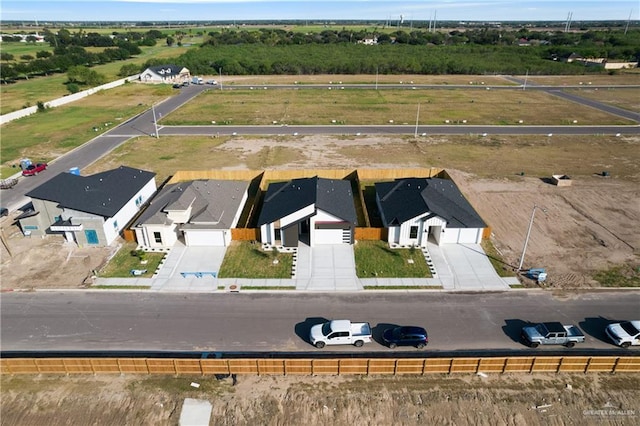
[19,166,156,247]
[139,64,190,83]
[132,179,249,248]
[375,177,486,247]
[258,176,357,247]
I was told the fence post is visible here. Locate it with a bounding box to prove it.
[584,357,592,374]
[612,357,621,374]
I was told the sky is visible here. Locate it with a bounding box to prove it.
[0,0,637,23]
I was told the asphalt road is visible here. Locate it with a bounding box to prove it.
[2,291,638,352]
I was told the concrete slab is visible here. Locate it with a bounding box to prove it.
[179,398,212,426]
[301,245,360,291]
[435,243,510,291]
[152,244,227,292]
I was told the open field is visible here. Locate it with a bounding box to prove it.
[0,44,190,115]
[566,88,640,112]
[164,87,635,126]
[527,73,640,86]
[0,83,173,178]
[1,373,638,426]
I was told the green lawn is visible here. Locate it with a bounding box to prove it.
[218,241,293,278]
[593,265,640,287]
[98,242,165,278]
[354,240,432,278]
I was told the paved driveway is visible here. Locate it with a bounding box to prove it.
[151,244,226,292]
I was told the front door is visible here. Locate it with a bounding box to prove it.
[85,229,99,245]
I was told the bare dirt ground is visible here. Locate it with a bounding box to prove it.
[1,373,638,426]
[1,135,639,290]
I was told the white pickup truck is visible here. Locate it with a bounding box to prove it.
[606,320,640,348]
[309,320,372,348]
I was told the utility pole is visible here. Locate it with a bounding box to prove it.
[414,103,420,138]
[152,104,159,138]
[518,205,547,271]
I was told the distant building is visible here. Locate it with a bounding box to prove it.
[139,64,190,83]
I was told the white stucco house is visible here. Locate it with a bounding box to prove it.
[139,64,190,83]
[375,177,486,247]
[258,176,357,247]
[18,166,156,247]
[132,179,249,248]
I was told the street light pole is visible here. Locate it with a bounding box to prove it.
[518,205,546,271]
[152,104,159,139]
[414,102,420,138]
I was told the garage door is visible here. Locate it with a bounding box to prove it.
[185,230,225,246]
[458,228,481,244]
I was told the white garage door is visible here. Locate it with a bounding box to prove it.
[314,229,344,244]
[185,230,226,246]
[458,228,481,244]
[440,228,460,244]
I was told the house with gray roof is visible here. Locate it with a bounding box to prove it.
[19,166,156,247]
[258,176,357,247]
[139,64,190,83]
[375,177,486,247]
[132,179,249,248]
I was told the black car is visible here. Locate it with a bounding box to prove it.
[382,326,428,349]
[172,83,181,89]
[0,207,8,217]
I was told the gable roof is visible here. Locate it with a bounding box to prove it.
[135,179,249,229]
[26,166,155,218]
[258,176,357,226]
[375,177,485,228]
[145,64,185,77]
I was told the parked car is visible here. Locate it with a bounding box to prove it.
[172,83,181,89]
[521,322,585,348]
[206,79,218,85]
[605,320,640,348]
[309,320,372,348]
[382,326,428,349]
[0,207,8,217]
[22,163,47,176]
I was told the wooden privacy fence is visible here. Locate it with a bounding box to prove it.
[2,356,639,375]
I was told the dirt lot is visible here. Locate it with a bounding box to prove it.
[1,373,638,425]
[1,134,639,290]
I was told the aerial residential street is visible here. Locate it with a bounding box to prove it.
[2,291,638,352]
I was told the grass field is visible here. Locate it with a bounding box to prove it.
[0,44,190,115]
[98,242,165,278]
[0,83,173,178]
[162,88,635,126]
[565,88,640,112]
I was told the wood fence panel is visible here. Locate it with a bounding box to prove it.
[395,359,425,375]
[478,358,507,373]
[613,357,640,373]
[200,359,230,375]
[169,170,261,184]
[284,360,313,375]
[257,359,285,375]
[585,357,617,373]
[423,358,452,374]
[228,359,258,374]
[35,359,67,374]
[357,168,443,180]
[531,357,562,373]
[312,359,339,375]
[231,228,260,241]
[450,358,480,373]
[504,357,535,373]
[367,359,396,375]
[147,359,177,374]
[558,357,589,373]
[118,358,149,374]
[339,359,369,375]
[63,359,95,374]
[90,359,121,374]
[174,360,204,375]
[354,228,387,241]
[1,359,38,374]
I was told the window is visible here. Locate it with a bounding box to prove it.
[153,232,162,244]
[113,220,118,230]
[409,226,419,239]
[274,228,281,242]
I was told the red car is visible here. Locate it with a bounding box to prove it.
[22,163,48,176]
